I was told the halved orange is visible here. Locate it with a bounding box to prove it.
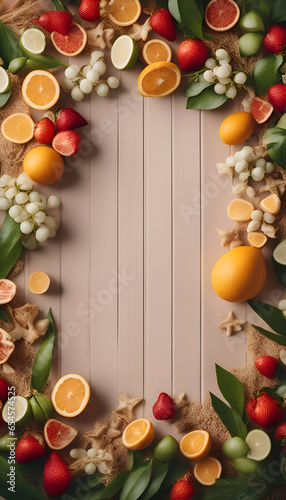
[179,430,211,460]
[1,113,34,144]
[194,456,222,486]
[51,21,87,56]
[122,418,154,450]
[108,0,141,26]
[22,70,60,110]
[138,61,181,97]
[142,39,172,65]
[205,0,240,31]
[51,373,90,418]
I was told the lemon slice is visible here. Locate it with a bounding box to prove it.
[2,396,32,427]
[0,67,11,94]
[19,28,46,56]
[245,429,271,461]
[111,35,139,70]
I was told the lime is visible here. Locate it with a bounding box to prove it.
[239,11,265,32]
[0,67,11,94]
[239,33,263,57]
[30,394,54,426]
[0,433,19,451]
[19,28,46,57]
[222,436,250,459]
[2,396,32,427]
[111,35,139,70]
[153,435,178,462]
[245,429,271,461]
[273,239,286,287]
[232,457,261,476]
[8,57,28,74]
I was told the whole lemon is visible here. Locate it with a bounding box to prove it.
[211,246,267,302]
[24,147,64,185]
[219,111,256,145]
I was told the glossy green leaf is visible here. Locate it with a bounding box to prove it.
[210,393,247,439]
[252,325,286,347]
[127,450,143,470]
[0,455,45,500]
[248,300,286,336]
[141,463,169,500]
[203,477,268,500]
[263,127,286,169]
[0,305,11,323]
[270,0,286,23]
[119,460,153,500]
[0,213,22,279]
[153,460,189,497]
[100,470,129,498]
[0,90,11,108]
[252,54,283,95]
[186,86,228,110]
[184,81,213,97]
[25,55,67,70]
[178,0,204,40]
[215,364,244,417]
[30,309,55,392]
[168,0,181,22]
[0,21,22,67]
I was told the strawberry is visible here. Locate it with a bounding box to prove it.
[52,130,82,156]
[0,378,9,401]
[15,436,44,464]
[246,393,283,428]
[32,11,72,36]
[170,476,195,500]
[255,355,278,379]
[56,108,88,131]
[79,0,100,23]
[34,117,56,145]
[43,451,72,497]
[268,83,286,113]
[152,392,176,420]
[177,39,208,72]
[150,9,177,42]
[263,24,286,54]
[274,421,286,449]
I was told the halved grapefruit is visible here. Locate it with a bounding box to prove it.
[250,97,274,124]
[205,0,240,31]
[44,418,78,450]
[0,329,15,365]
[0,279,17,304]
[51,22,87,57]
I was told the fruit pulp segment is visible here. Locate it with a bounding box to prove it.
[142,67,178,95]
[26,75,58,107]
[125,419,148,444]
[54,378,87,413]
[207,0,239,29]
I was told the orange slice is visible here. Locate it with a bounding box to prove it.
[247,232,268,248]
[108,0,141,26]
[51,374,90,418]
[44,418,78,450]
[122,418,155,450]
[142,39,172,65]
[138,61,181,97]
[260,194,281,215]
[22,70,60,110]
[0,279,17,304]
[179,430,211,460]
[28,271,50,295]
[1,113,34,144]
[194,456,222,486]
[51,21,87,56]
[227,198,254,222]
[205,0,240,31]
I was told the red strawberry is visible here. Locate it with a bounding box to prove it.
[263,24,286,53]
[0,378,9,401]
[52,130,82,156]
[274,421,286,449]
[34,118,56,145]
[56,108,88,131]
[150,9,177,42]
[152,392,176,420]
[32,11,72,36]
[177,39,208,72]
[255,355,278,379]
[79,0,100,22]
[15,436,44,464]
[268,83,286,113]
[43,451,72,497]
[170,476,195,500]
[246,393,283,428]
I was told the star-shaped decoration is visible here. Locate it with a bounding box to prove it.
[219,311,246,337]
[130,17,152,41]
[260,175,286,196]
[216,162,234,178]
[216,225,242,249]
[115,393,142,413]
[86,22,114,49]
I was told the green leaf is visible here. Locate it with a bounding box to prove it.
[119,460,153,500]
[252,325,286,347]
[186,86,228,110]
[168,0,181,22]
[30,309,56,392]
[210,393,247,439]
[0,90,11,108]
[127,450,143,470]
[100,470,129,498]
[156,0,169,7]
[248,300,286,336]
[141,463,169,500]
[0,213,22,279]
[263,127,286,169]
[252,54,283,96]
[0,305,10,323]
[24,55,67,71]
[0,21,22,67]
[184,81,213,97]
[178,0,204,40]
[203,477,268,500]
[270,0,286,23]
[215,364,245,417]
[153,460,189,497]
[259,386,283,401]
[0,455,46,500]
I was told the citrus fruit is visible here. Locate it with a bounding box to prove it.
[179,430,211,460]
[0,67,11,94]
[251,97,274,124]
[222,437,250,459]
[19,28,46,56]
[260,194,281,215]
[28,271,50,295]
[0,433,19,451]
[142,39,172,65]
[8,57,28,75]
[51,374,90,418]
[0,279,17,304]
[247,232,268,248]
[239,11,265,32]
[23,146,64,185]
[108,0,141,26]
[111,35,139,70]
[122,418,155,450]
[0,329,15,364]
[1,113,34,144]
[205,0,240,31]
[239,32,263,57]
[273,239,286,287]
[153,435,178,461]
[51,21,87,56]
[2,396,32,427]
[138,61,181,97]
[245,429,271,461]
[219,111,256,145]
[22,70,60,110]
[232,456,261,476]
[227,198,254,222]
[44,418,78,450]
[30,394,54,426]
[194,456,222,486]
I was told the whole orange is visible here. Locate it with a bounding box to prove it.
[24,147,64,185]
[211,246,267,302]
[219,111,256,145]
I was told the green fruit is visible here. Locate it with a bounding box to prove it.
[276,113,286,131]
[222,437,250,459]
[0,66,11,94]
[232,457,261,476]
[8,57,28,74]
[111,35,139,70]
[245,430,271,461]
[273,239,286,288]
[19,28,46,57]
[153,435,179,462]
[30,394,53,426]
[239,11,265,32]
[276,382,286,398]
[239,33,263,57]
[0,433,19,451]
[2,396,32,427]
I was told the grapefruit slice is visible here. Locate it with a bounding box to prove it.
[44,418,78,450]
[0,328,15,365]
[205,0,240,31]
[51,22,87,57]
[0,279,17,304]
[250,97,274,124]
